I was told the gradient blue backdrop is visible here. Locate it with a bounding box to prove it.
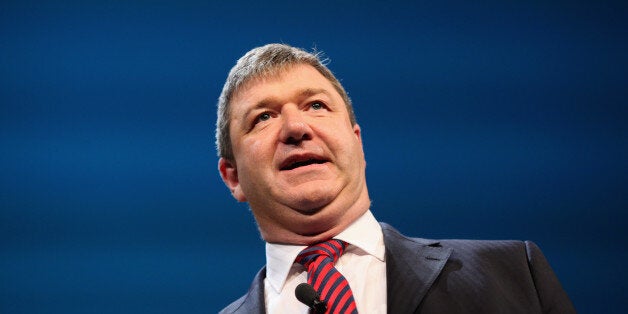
[2,0,626,313]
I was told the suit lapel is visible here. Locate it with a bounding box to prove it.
[381,223,452,313]
[230,223,451,313]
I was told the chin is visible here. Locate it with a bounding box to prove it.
[280,183,340,211]
[290,195,334,214]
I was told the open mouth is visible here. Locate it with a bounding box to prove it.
[280,158,328,171]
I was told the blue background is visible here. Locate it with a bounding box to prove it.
[2,0,626,313]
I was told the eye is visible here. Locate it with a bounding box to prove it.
[310,101,325,110]
[252,112,273,127]
[258,112,271,121]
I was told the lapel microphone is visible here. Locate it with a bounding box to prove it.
[295,283,327,314]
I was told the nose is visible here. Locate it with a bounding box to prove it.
[279,106,313,145]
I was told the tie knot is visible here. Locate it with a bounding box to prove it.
[295,239,347,268]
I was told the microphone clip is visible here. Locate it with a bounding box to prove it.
[311,298,327,314]
[295,283,327,314]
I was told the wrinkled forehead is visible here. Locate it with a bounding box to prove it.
[231,63,302,102]
[229,64,335,113]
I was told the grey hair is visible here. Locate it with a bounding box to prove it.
[216,43,356,160]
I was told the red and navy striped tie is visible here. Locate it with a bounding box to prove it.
[295,239,358,314]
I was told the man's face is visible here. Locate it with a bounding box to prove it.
[219,64,369,243]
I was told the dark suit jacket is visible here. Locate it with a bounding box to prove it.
[220,223,576,313]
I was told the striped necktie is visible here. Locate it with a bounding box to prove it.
[295,239,358,314]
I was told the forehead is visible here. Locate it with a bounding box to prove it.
[230,64,340,112]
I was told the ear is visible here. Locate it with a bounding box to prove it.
[218,158,247,202]
[353,123,362,144]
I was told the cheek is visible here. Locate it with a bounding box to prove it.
[333,131,364,165]
[326,125,360,149]
[239,137,271,169]
[245,138,265,155]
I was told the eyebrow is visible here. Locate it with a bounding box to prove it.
[240,88,331,124]
[298,88,329,99]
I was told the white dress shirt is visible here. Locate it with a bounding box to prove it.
[264,210,387,313]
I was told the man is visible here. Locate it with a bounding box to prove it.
[216,43,575,313]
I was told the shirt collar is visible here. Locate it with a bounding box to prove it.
[265,210,384,294]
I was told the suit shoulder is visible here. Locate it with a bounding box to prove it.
[380,223,530,262]
[439,238,526,250]
[218,267,266,314]
[219,295,247,314]
[436,239,531,264]
[380,222,527,251]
